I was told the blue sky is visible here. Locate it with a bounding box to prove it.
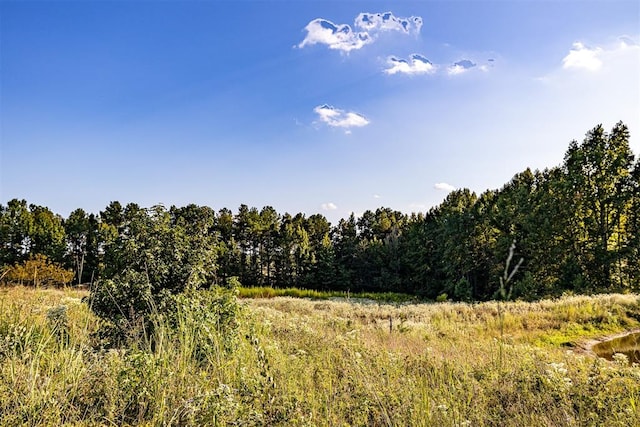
[1,1,639,224]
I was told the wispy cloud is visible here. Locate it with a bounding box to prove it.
[562,42,602,71]
[298,12,422,53]
[385,54,436,75]
[619,36,640,48]
[383,55,494,77]
[434,182,456,192]
[373,194,381,199]
[447,59,476,75]
[314,104,370,133]
[321,202,338,210]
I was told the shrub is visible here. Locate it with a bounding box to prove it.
[88,271,242,349]
[0,254,73,287]
[87,269,154,345]
[436,293,448,302]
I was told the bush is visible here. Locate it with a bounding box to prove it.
[88,270,242,349]
[87,269,152,335]
[0,254,73,287]
[436,293,448,302]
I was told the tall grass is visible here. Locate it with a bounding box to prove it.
[1,286,639,425]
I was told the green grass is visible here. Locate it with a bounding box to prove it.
[1,286,640,425]
[237,286,418,303]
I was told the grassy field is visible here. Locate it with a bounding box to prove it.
[1,286,640,426]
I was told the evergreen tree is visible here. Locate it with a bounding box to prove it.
[563,123,635,291]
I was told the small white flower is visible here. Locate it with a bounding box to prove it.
[612,352,629,366]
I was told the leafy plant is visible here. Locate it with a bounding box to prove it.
[87,269,158,347]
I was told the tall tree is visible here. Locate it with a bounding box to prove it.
[310,232,338,290]
[65,208,91,284]
[170,204,219,287]
[29,204,66,264]
[431,189,480,299]
[216,207,241,284]
[333,214,358,290]
[563,123,635,291]
[624,160,640,289]
[0,199,34,264]
[233,205,261,286]
[258,206,280,287]
[398,212,435,295]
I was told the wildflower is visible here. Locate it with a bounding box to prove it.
[545,362,572,389]
[612,352,629,366]
[547,362,568,376]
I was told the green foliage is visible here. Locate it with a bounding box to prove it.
[2,122,639,302]
[89,273,243,350]
[29,205,66,263]
[157,286,243,357]
[0,199,34,264]
[64,208,107,285]
[88,269,153,342]
[237,286,417,303]
[88,204,223,342]
[563,122,635,291]
[105,203,218,292]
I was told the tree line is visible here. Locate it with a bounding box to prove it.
[1,122,638,301]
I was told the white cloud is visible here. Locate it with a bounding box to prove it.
[373,194,381,199]
[447,59,476,75]
[385,54,436,75]
[314,104,370,132]
[562,42,603,71]
[434,182,456,192]
[383,55,494,77]
[321,202,338,210]
[619,36,640,48]
[534,36,639,151]
[542,37,640,80]
[298,12,422,53]
[355,12,422,34]
[297,19,372,52]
